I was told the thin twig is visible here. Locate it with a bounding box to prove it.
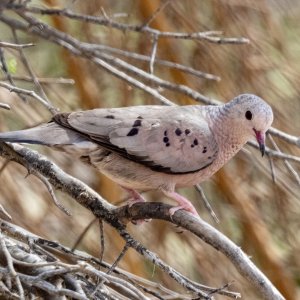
[0,204,12,220]
[0,232,25,299]
[29,171,72,216]
[149,34,158,75]
[99,219,105,264]
[268,135,300,185]
[0,81,58,114]
[89,51,214,104]
[267,152,276,184]
[0,102,10,110]
[90,56,175,106]
[1,75,75,84]
[12,29,51,108]
[0,219,247,299]
[71,218,98,251]
[248,140,300,165]
[268,127,300,148]
[107,243,129,275]
[14,6,250,44]
[0,41,34,49]
[141,0,172,27]
[87,44,220,80]
[0,47,27,102]
[195,184,219,223]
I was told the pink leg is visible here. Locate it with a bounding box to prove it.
[121,187,150,225]
[121,187,146,206]
[163,191,199,218]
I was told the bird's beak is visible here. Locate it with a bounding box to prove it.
[253,129,265,157]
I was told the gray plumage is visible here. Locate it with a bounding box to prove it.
[0,94,274,216]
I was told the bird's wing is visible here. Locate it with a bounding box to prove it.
[54,106,219,174]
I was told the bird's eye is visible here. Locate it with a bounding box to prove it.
[245,110,252,120]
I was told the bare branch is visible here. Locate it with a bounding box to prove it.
[266,152,276,183]
[0,41,34,49]
[0,204,12,220]
[195,184,219,223]
[0,75,75,84]
[87,44,220,80]
[268,134,300,185]
[149,34,158,74]
[11,5,249,44]
[0,47,27,102]
[11,29,50,104]
[141,0,172,27]
[0,142,285,300]
[0,102,10,110]
[0,81,58,114]
[71,218,98,251]
[268,127,300,148]
[0,231,24,299]
[29,170,72,216]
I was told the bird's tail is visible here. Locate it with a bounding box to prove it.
[0,122,85,146]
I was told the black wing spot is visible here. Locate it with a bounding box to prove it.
[137,116,143,119]
[185,129,191,135]
[163,137,169,143]
[208,156,212,159]
[164,130,168,136]
[133,119,142,127]
[105,115,115,119]
[202,148,207,153]
[166,143,170,147]
[127,128,139,136]
[191,144,194,148]
[193,138,198,146]
[175,128,182,136]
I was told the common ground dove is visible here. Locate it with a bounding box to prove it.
[0,94,273,217]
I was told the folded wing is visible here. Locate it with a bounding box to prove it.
[56,106,219,174]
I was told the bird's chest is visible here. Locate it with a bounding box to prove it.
[173,139,243,187]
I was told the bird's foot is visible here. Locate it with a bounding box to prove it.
[122,187,146,207]
[121,187,151,225]
[163,191,200,218]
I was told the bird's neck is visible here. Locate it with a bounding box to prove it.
[205,105,247,163]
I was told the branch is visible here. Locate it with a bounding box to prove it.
[0,142,284,300]
[8,5,249,44]
[0,41,34,49]
[0,81,57,114]
[1,219,240,299]
[86,44,220,80]
[0,103,10,110]
[0,76,75,84]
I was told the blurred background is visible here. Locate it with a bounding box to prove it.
[0,0,300,299]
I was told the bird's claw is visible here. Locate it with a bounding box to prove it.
[169,204,200,219]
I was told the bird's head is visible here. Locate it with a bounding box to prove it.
[225,94,274,156]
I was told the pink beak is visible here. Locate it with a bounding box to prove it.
[253,129,265,157]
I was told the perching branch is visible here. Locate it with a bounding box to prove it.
[0,142,284,300]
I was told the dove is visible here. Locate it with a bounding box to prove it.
[0,94,273,217]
